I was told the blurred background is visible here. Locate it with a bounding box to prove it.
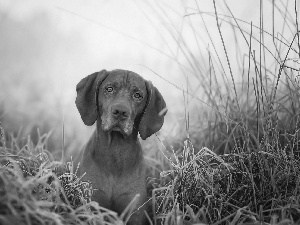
[0,0,298,157]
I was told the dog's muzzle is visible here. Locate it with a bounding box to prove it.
[101,103,134,136]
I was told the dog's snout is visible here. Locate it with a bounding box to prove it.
[112,104,130,120]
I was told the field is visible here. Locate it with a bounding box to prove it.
[1,0,300,224]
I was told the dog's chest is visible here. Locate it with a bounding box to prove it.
[81,142,143,176]
[80,148,146,199]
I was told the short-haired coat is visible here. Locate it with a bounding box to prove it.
[75,69,167,224]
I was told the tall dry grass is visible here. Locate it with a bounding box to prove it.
[142,0,300,224]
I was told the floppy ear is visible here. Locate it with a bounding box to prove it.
[138,81,167,140]
[75,70,109,126]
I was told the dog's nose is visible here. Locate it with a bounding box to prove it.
[112,104,130,120]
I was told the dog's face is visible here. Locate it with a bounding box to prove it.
[98,70,147,137]
[75,69,167,140]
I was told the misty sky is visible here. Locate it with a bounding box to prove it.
[0,0,298,151]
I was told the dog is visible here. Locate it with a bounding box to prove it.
[75,69,167,224]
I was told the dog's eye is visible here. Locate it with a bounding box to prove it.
[133,92,143,100]
[106,86,114,93]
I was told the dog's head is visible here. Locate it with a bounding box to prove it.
[75,69,167,140]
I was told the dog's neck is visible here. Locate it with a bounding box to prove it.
[87,118,143,174]
[96,118,139,145]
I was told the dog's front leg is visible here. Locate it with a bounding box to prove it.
[113,191,148,225]
[92,189,112,209]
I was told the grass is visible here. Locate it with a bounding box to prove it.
[0,121,130,225]
[139,0,300,224]
[1,0,300,224]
